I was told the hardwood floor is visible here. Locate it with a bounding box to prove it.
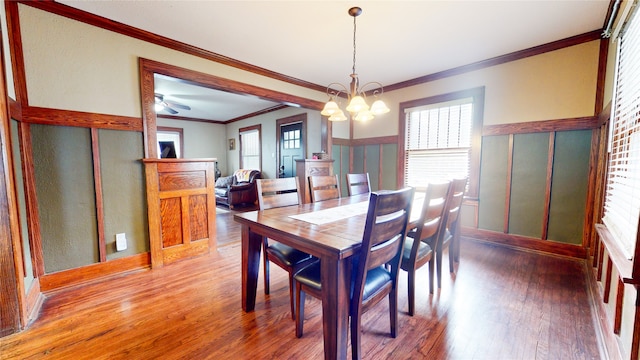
[0,210,603,359]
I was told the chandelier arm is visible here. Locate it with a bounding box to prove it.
[325,82,350,98]
[358,81,385,97]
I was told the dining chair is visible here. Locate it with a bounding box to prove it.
[256,177,317,320]
[442,177,467,275]
[293,187,414,360]
[400,181,451,316]
[308,175,341,202]
[346,173,371,196]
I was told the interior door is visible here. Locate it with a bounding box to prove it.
[279,122,304,178]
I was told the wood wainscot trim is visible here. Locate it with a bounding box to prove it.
[22,106,143,132]
[39,253,151,292]
[461,227,588,258]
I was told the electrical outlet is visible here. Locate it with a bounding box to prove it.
[115,233,127,251]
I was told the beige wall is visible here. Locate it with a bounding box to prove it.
[225,107,323,179]
[19,4,325,117]
[156,118,228,171]
[354,40,600,139]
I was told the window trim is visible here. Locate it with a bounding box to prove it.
[398,87,484,197]
[239,124,262,171]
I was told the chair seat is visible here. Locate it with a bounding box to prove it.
[401,237,433,268]
[294,262,392,301]
[266,242,313,267]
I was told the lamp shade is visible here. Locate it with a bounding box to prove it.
[370,99,390,115]
[329,109,348,121]
[321,100,341,116]
[354,110,374,122]
[346,96,369,113]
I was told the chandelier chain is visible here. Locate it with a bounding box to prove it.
[352,14,357,76]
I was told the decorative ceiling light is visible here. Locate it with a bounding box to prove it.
[321,7,390,122]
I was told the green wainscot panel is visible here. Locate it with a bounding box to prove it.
[340,145,350,197]
[32,124,98,273]
[381,144,397,190]
[365,145,380,191]
[547,130,591,245]
[100,129,149,259]
[332,144,341,177]
[478,135,509,232]
[352,145,364,174]
[508,133,549,238]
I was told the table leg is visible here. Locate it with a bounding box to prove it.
[320,256,351,360]
[241,225,262,312]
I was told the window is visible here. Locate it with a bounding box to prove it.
[283,128,301,149]
[239,125,261,170]
[399,87,484,196]
[157,127,183,158]
[602,6,640,259]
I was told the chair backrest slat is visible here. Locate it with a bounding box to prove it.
[353,188,414,303]
[445,177,467,228]
[309,175,341,202]
[416,182,451,240]
[346,173,371,196]
[256,177,302,210]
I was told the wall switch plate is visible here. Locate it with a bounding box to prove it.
[115,233,127,251]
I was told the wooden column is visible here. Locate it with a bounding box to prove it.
[143,158,217,268]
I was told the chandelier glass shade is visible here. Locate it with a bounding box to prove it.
[321,7,390,122]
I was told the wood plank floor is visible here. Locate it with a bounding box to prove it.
[0,209,603,359]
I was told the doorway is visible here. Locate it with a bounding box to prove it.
[276,113,307,178]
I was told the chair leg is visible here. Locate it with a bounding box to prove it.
[295,283,305,338]
[436,249,443,289]
[389,289,398,338]
[449,243,456,273]
[453,230,461,262]
[428,259,435,294]
[262,251,270,295]
[351,310,362,360]
[407,270,416,316]
[288,276,295,320]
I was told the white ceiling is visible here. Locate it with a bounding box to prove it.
[57,0,611,122]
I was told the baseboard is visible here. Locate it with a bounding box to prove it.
[39,253,151,292]
[461,227,587,258]
[24,278,44,327]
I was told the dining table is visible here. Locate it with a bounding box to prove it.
[234,192,423,360]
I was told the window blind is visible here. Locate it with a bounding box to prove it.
[404,102,473,187]
[603,6,640,259]
[240,129,261,170]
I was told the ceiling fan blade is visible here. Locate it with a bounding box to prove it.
[164,106,179,115]
[165,101,191,111]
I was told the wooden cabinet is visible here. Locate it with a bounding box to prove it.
[295,159,334,203]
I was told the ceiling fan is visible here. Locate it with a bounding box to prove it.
[154,93,191,115]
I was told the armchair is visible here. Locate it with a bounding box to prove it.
[214,169,261,209]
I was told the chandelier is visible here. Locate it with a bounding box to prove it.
[320,7,390,122]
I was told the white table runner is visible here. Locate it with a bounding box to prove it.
[288,201,369,225]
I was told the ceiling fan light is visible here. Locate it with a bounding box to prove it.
[346,96,369,113]
[329,109,348,121]
[370,99,390,115]
[321,100,340,116]
[154,103,164,112]
[354,110,374,122]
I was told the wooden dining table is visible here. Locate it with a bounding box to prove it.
[234,192,423,360]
